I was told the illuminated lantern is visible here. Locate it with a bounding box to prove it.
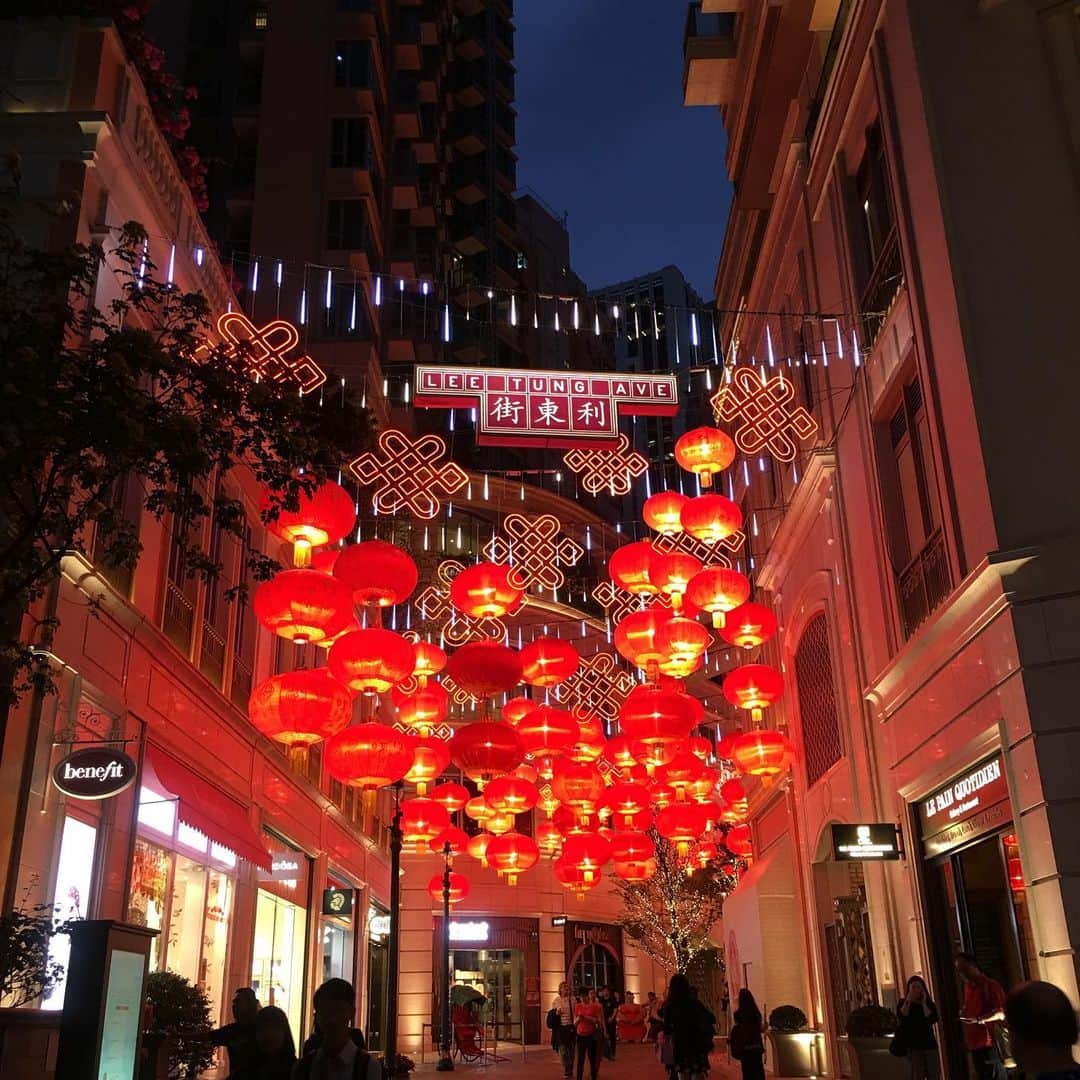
[328,628,416,694]
[689,768,721,804]
[404,735,450,794]
[619,685,697,761]
[568,713,606,764]
[680,494,742,544]
[688,735,713,761]
[430,825,470,857]
[674,427,735,488]
[325,723,414,813]
[315,616,361,653]
[686,568,751,629]
[467,832,491,866]
[721,777,747,806]
[614,608,672,672]
[643,491,689,536]
[450,722,525,786]
[486,812,515,836]
[486,832,540,885]
[484,775,539,816]
[656,616,711,669]
[656,801,708,856]
[394,680,449,717]
[604,736,639,774]
[427,871,470,906]
[552,804,596,837]
[716,732,738,761]
[648,551,702,609]
[536,819,562,855]
[609,541,660,596]
[260,479,356,566]
[431,781,470,814]
[613,858,656,882]
[554,856,601,899]
[719,602,778,650]
[691,839,719,869]
[449,562,525,618]
[729,727,795,785]
[248,668,353,753]
[254,569,354,644]
[718,801,746,826]
[445,641,523,699]
[400,797,451,848]
[464,796,494,827]
[725,823,753,858]
[520,637,580,687]
[651,783,678,809]
[310,547,341,572]
[604,781,652,828]
[334,540,418,607]
[517,706,579,759]
[412,641,448,684]
[550,761,605,823]
[503,698,539,728]
[562,833,611,884]
[723,664,785,723]
[1008,856,1025,893]
[609,831,654,866]
[396,687,449,735]
[657,750,708,800]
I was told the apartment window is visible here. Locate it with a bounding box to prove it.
[853,123,902,339]
[317,282,372,339]
[252,8,268,30]
[326,200,368,250]
[330,118,373,168]
[337,0,374,11]
[162,490,199,656]
[334,41,371,89]
[229,525,256,709]
[794,614,842,786]
[92,472,143,598]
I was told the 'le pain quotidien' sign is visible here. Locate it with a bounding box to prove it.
[918,754,1011,858]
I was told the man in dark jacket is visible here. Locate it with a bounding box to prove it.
[209,987,260,1078]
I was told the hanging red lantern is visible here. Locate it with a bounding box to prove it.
[609,541,660,596]
[484,774,539,816]
[464,795,494,827]
[657,750,708,799]
[651,783,678,809]
[393,679,449,715]
[550,760,606,823]
[680,494,743,544]
[400,796,451,848]
[517,705,579,759]
[449,562,526,618]
[412,641,448,684]
[260,479,356,566]
[486,811,515,836]
[315,615,361,653]
[450,722,525,786]
[688,735,713,761]
[656,616,711,670]
[721,777,747,806]
[248,668,353,750]
[1008,856,1025,893]
[467,832,491,866]
[552,804,596,837]
[604,736,640,774]
[520,637,580,687]
[689,768,721,804]
[568,713,606,764]
[613,858,656,882]
[310,547,342,573]
[725,823,753,858]
[674,427,736,488]
[609,831,655,865]
[404,735,450,794]
[656,801,708,856]
[716,731,737,761]
[691,839,720,869]
[614,608,673,672]
[719,602,778,650]
[553,856,601,899]
[561,833,611,884]
[536,819,562,855]
[514,761,539,784]
[503,698,539,728]
[686,568,751,629]
[325,723,414,813]
[328,628,416,694]
[603,781,653,828]
[333,540,418,607]
[254,569,355,644]
[431,781,470,814]
[427,871,470,905]
[729,727,795,785]
[648,551,702,609]
[396,686,449,735]
[430,825,470,857]
[723,663,785,723]
[445,641,523,699]
[486,832,540,886]
[643,491,689,536]
[619,685,697,760]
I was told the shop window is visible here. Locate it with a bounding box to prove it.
[253,853,309,1035]
[794,614,843,786]
[326,199,369,251]
[321,875,356,985]
[572,943,619,993]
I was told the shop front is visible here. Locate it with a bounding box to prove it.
[366,903,390,1050]
[563,921,624,995]
[320,875,358,986]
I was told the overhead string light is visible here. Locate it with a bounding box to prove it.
[442,303,451,343]
[510,293,518,326]
[349,282,358,332]
[166,243,176,285]
[299,288,308,325]
[573,300,580,331]
[325,269,333,310]
[374,275,382,307]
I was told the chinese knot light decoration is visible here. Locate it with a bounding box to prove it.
[711,366,818,463]
[404,735,450,794]
[450,721,525,786]
[260,479,355,567]
[686,567,751,628]
[719,602,778,650]
[680,494,743,545]
[428,871,470,905]
[484,513,585,594]
[400,796,451,849]
[643,491,689,536]
[449,561,526,619]
[648,550,702,609]
[325,723,415,813]
[212,312,327,393]
[486,832,540,886]
[729,727,795,786]
[445,641,523,699]
[328,628,416,694]
[248,668,353,759]
[349,429,468,519]
[613,607,672,673]
[484,774,540,816]
[609,541,660,596]
[254,569,354,644]
[520,637,580,687]
[334,540,419,607]
[431,781,470,814]
[550,760,606,823]
[723,663,785,724]
[674,427,736,488]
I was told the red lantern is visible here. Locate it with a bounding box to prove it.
[248,668,353,749]
[691,839,720,869]
[643,491,689,536]
[614,608,673,671]
[561,833,611,883]
[486,832,540,885]
[466,832,491,866]
[656,801,708,856]
[613,858,656,882]
[520,637,580,687]
[260,480,356,565]
[716,732,737,761]
[404,734,450,794]
[517,705,579,759]
[718,602,778,650]
[450,722,525,786]
[689,768,721,804]
[1008,856,1025,893]
[609,541,660,596]
[333,540,418,607]
[568,713,606,764]
[514,762,539,784]
[604,736,640,774]
[656,616,711,670]
[400,796,451,848]
[619,685,697,761]
[609,831,654,865]
[486,812,515,836]
[325,723,414,813]
[729,727,795,785]
[329,628,416,694]
[680,494,743,544]
[430,825,470,857]
[688,735,713,761]
[552,804,596,837]
[254,569,354,644]
[550,761,605,823]
[725,823,753,858]
[657,750,708,799]
[721,777,747,806]
[674,427,736,488]
[431,782,470,814]
[396,686,448,735]
[484,775,539,816]
[723,663,785,723]
[685,568,751,629]
[412,641,448,684]
[464,795,494,827]
[427,871,470,905]
[503,698,539,728]
[648,551,702,609]
[449,562,526,618]
[553,856,601,899]
[394,680,449,715]
[536,819,562,855]
[445,641,523,699]
[603,781,652,828]
[651,783,678,809]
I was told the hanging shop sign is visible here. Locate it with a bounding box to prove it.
[369,913,391,940]
[919,754,1011,857]
[414,365,679,450]
[832,823,902,861]
[52,746,137,800]
[551,916,567,928]
[322,888,354,917]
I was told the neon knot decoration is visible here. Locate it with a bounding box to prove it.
[711,366,818,463]
[484,513,584,594]
[215,312,327,394]
[349,429,468,519]
[414,560,509,648]
[653,525,745,568]
[556,651,637,727]
[563,434,649,496]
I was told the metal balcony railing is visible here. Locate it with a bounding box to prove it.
[896,529,951,639]
[860,225,904,345]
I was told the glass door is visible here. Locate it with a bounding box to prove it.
[366,936,388,1050]
[252,890,308,1037]
[481,949,524,1042]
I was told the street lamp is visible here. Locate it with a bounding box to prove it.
[436,840,454,1071]
[384,782,404,1072]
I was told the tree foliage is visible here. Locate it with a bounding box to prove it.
[0,205,371,710]
[144,970,216,1078]
[0,904,73,1009]
[613,829,738,974]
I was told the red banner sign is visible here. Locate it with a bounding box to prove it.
[414,365,679,449]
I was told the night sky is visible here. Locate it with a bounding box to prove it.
[513,2,733,299]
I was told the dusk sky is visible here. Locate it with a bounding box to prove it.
[513,1,733,299]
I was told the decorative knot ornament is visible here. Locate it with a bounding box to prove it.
[349,429,468,518]
[484,513,584,594]
[213,312,326,394]
[711,366,818,463]
[563,434,649,496]
[555,651,637,727]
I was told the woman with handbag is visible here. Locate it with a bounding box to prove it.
[574,989,605,1080]
[728,989,765,1080]
[896,976,940,1080]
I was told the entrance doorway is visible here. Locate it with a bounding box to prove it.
[450,948,525,1041]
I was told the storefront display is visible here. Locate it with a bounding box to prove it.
[321,875,356,985]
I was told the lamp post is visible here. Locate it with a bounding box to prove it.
[436,840,454,1071]
[384,782,404,1072]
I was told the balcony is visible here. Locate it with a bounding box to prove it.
[897,530,951,640]
[860,225,904,347]
[682,3,737,107]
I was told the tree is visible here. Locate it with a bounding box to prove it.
[613,829,739,974]
[0,205,371,734]
[0,904,73,1008]
[144,970,215,1078]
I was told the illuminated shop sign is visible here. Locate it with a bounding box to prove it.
[322,888,354,917]
[832,824,901,861]
[919,754,1011,857]
[52,747,137,800]
[448,921,490,943]
[369,913,391,940]
[551,916,567,927]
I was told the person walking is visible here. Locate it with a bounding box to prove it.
[617,991,646,1044]
[550,980,576,1080]
[660,974,715,1080]
[956,953,1008,1080]
[647,992,664,1043]
[1004,980,1080,1080]
[209,987,261,1078]
[252,1006,297,1080]
[598,986,618,1060]
[895,976,940,1080]
[727,989,765,1080]
[292,979,380,1080]
[574,989,605,1080]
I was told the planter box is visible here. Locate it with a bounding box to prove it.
[849,1035,908,1080]
[767,1031,825,1077]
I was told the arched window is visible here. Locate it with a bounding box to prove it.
[572,943,621,993]
[794,613,842,786]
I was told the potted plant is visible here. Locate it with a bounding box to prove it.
[845,1004,904,1080]
[143,971,214,1079]
[383,1053,416,1078]
[767,1005,822,1077]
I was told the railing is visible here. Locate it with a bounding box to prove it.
[198,624,227,688]
[896,529,951,639]
[162,581,195,655]
[859,225,904,346]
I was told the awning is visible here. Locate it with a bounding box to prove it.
[146,746,271,870]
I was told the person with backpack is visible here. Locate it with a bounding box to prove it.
[727,989,766,1080]
[292,979,380,1080]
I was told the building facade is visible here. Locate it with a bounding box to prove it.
[684,0,1080,1076]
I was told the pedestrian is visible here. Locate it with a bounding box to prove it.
[252,1006,296,1080]
[574,989,605,1080]
[617,991,646,1044]
[208,987,261,1078]
[727,988,765,1080]
[1004,979,1080,1080]
[293,979,380,1080]
[955,952,1008,1080]
[660,973,715,1080]
[647,992,664,1043]
[895,976,940,1080]
[550,979,576,1080]
[598,985,618,1059]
